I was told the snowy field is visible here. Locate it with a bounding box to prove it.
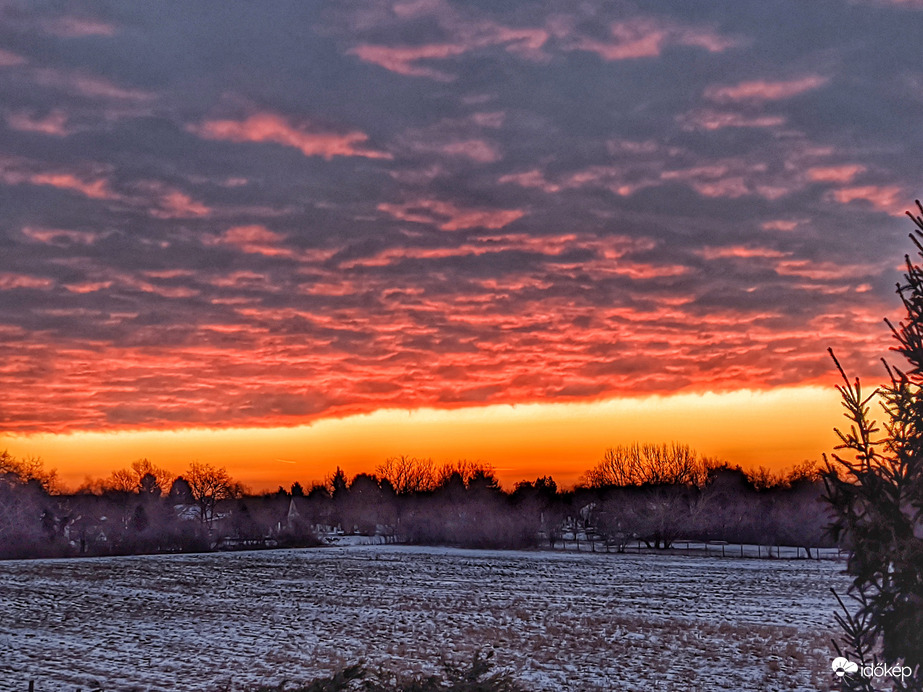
[0,545,851,692]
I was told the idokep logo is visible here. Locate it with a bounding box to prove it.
[832,657,859,677]
[831,657,913,683]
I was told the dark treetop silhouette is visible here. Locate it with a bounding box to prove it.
[824,201,923,691]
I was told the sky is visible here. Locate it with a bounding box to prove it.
[1,0,921,489]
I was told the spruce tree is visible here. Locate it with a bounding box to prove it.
[825,201,923,690]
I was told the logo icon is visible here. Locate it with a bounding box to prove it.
[832,657,859,677]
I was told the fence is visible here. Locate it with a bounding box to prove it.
[553,532,843,559]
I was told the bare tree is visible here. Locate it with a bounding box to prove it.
[582,445,644,487]
[104,467,137,493]
[581,442,705,488]
[377,455,436,494]
[104,458,174,494]
[746,460,821,490]
[0,450,58,493]
[435,459,494,487]
[186,462,242,527]
[131,458,174,494]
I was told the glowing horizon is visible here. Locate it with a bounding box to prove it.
[1,384,847,492]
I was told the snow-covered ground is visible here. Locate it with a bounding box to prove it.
[0,545,851,691]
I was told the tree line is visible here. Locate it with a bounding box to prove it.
[0,444,834,560]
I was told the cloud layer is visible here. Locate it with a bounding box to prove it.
[0,0,920,433]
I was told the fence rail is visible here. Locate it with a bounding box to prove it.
[552,533,844,559]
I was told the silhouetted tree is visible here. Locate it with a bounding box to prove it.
[168,476,194,504]
[345,473,384,535]
[377,455,436,494]
[824,202,923,689]
[103,458,174,495]
[329,467,349,499]
[186,462,242,528]
[435,459,494,487]
[696,465,757,544]
[511,476,561,547]
[139,473,162,498]
[581,442,706,488]
[104,467,137,493]
[747,460,821,491]
[0,473,55,558]
[768,479,831,558]
[0,450,58,493]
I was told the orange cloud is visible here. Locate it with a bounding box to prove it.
[0,275,892,438]
[807,165,866,183]
[350,43,468,80]
[215,225,291,257]
[30,172,114,199]
[774,259,879,281]
[829,185,906,214]
[574,18,738,61]
[22,227,100,245]
[0,273,54,290]
[348,11,551,81]
[677,109,786,131]
[63,281,113,294]
[190,113,392,160]
[6,110,71,136]
[151,189,211,219]
[760,220,803,232]
[338,232,643,269]
[705,76,827,103]
[698,246,787,260]
[378,198,525,231]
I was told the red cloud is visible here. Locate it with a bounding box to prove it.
[350,43,468,80]
[378,199,525,231]
[698,246,787,260]
[829,185,906,215]
[22,227,100,245]
[760,220,803,232]
[190,113,391,160]
[573,17,738,61]
[214,225,291,257]
[677,109,786,131]
[807,165,866,184]
[30,173,114,200]
[6,110,72,136]
[146,187,211,219]
[0,273,55,290]
[348,15,550,80]
[704,76,827,103]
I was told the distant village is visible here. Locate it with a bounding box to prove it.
[0,445,834,560]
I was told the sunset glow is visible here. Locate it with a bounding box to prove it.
[3,386,846,491]
[1,1,920,489]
